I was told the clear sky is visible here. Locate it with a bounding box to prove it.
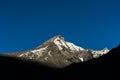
[0,0,120,53]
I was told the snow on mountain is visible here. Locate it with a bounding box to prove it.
[66,42,84,51]
[53,36,84,51]
[91,48,109,58]
[8,35,109,68]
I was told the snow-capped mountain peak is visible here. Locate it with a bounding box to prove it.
[8,35,109,68]
[53,36,68,50]
[53,35,84,51]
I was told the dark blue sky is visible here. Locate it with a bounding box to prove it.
[0,0,120,53]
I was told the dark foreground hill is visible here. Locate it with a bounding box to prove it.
[0,45,120,80]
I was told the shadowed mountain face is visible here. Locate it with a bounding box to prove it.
[0,45,120,80]
[7,35,109,68]
[62,45,120,78]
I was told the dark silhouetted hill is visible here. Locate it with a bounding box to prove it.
[0,45,120,80]
[62,45,120,79]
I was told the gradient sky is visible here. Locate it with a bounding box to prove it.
[0,0,120,53]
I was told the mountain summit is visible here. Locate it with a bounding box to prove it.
[7,35,109,68]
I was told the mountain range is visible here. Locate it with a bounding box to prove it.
[6,35,109,68]
[0,35,119,80]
